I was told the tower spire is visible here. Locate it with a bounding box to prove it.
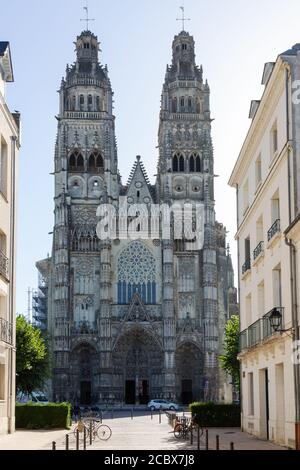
[80,1,95,31]
[176,5,190,31]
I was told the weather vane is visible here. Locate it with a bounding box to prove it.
[176,5,190,31]
[80,1,95,31]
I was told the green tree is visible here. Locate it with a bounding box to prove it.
[219,315,240,390]
[16,315,50,394]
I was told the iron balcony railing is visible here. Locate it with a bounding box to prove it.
[239,307,284,352]
[253,241,264,261]
[267,219,281,242]
[0,318,13,345]
[242,258,251,275]
[248,319,262,347]
[0,250,9,280]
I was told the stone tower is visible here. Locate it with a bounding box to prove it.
[157,30,223,401]
[41,27,238,405]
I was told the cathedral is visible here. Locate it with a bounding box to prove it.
[38,25,238,406]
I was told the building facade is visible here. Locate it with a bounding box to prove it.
[41,28,237,406]
[0,42,20,434]
[229,44,300,449]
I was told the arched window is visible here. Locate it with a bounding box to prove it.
[196,99,201,114]
[88,95,93,111]
[179,155,185,172]
[88,152,104,173]
[189,155,195,172]
[96,96,101,111]
[68,150,84,172]
[189,153,201,173]
[172,97,177,113]
[71,96,76,111]
[117,241,156,305]
[173,155,179,172]
[173,153,185,173]
[80,95,85,111]
[196,155,201,172]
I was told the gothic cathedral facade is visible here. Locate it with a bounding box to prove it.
[41,28,238,405]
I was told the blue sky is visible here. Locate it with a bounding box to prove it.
[2,0,300,315]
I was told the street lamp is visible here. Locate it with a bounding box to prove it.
[269,308,294,337]
[269,308,282,332]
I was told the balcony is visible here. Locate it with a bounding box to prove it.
[267,219,281,243]
[253,241,264,261]
[0,318,13,345]
[239,307,284,352]
[248,320,262,347]
[242,258,251,276]
[0,250,9,280]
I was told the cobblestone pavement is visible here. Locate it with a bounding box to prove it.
[0,411,287,451]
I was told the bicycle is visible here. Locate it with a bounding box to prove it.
[173,417,202,440]
[74,417,112,442]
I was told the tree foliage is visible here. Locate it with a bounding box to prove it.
[16,315,50,394]
[219,315,240,390]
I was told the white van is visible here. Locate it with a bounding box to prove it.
[17,391,49,404]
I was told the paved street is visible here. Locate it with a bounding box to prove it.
[0,411,287,451]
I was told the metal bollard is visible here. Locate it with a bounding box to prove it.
[65,434,69,451]
[111,409,114,420]
[100,410,103,423]
[159,409,161,424]
[205,429,209,450]
[52,441,56,451]
[151,409,153,420]
[76,429,79,451]
[131,408,133,420]
[190,428,194,446]
[197,427,200,451]
[230,442,234,451]
[216,435,219,450]
[83,426,87,451]
[89,421,93,446]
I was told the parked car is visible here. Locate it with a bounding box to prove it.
[148,399,179,411]
[17,391,49,404]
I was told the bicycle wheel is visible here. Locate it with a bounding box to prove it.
[174,424,183,439]
[96,424,112,441]
[74,422,90,441]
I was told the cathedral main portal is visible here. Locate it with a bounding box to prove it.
[112,327,164,405]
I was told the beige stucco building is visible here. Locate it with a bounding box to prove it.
[229,44,300,449]
[0,42,20,434]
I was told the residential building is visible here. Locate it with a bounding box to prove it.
[0,41,20,434]
[229,44,300,449]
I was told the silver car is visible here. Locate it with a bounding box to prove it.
[148,399,179,411]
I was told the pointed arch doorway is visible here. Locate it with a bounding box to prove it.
[113,326,164,405]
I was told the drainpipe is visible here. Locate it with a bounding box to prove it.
[8,135,17,433]
[284,64,300,450]
[235,184,243,427]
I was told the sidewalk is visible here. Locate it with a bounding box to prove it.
[0,412,287,451]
